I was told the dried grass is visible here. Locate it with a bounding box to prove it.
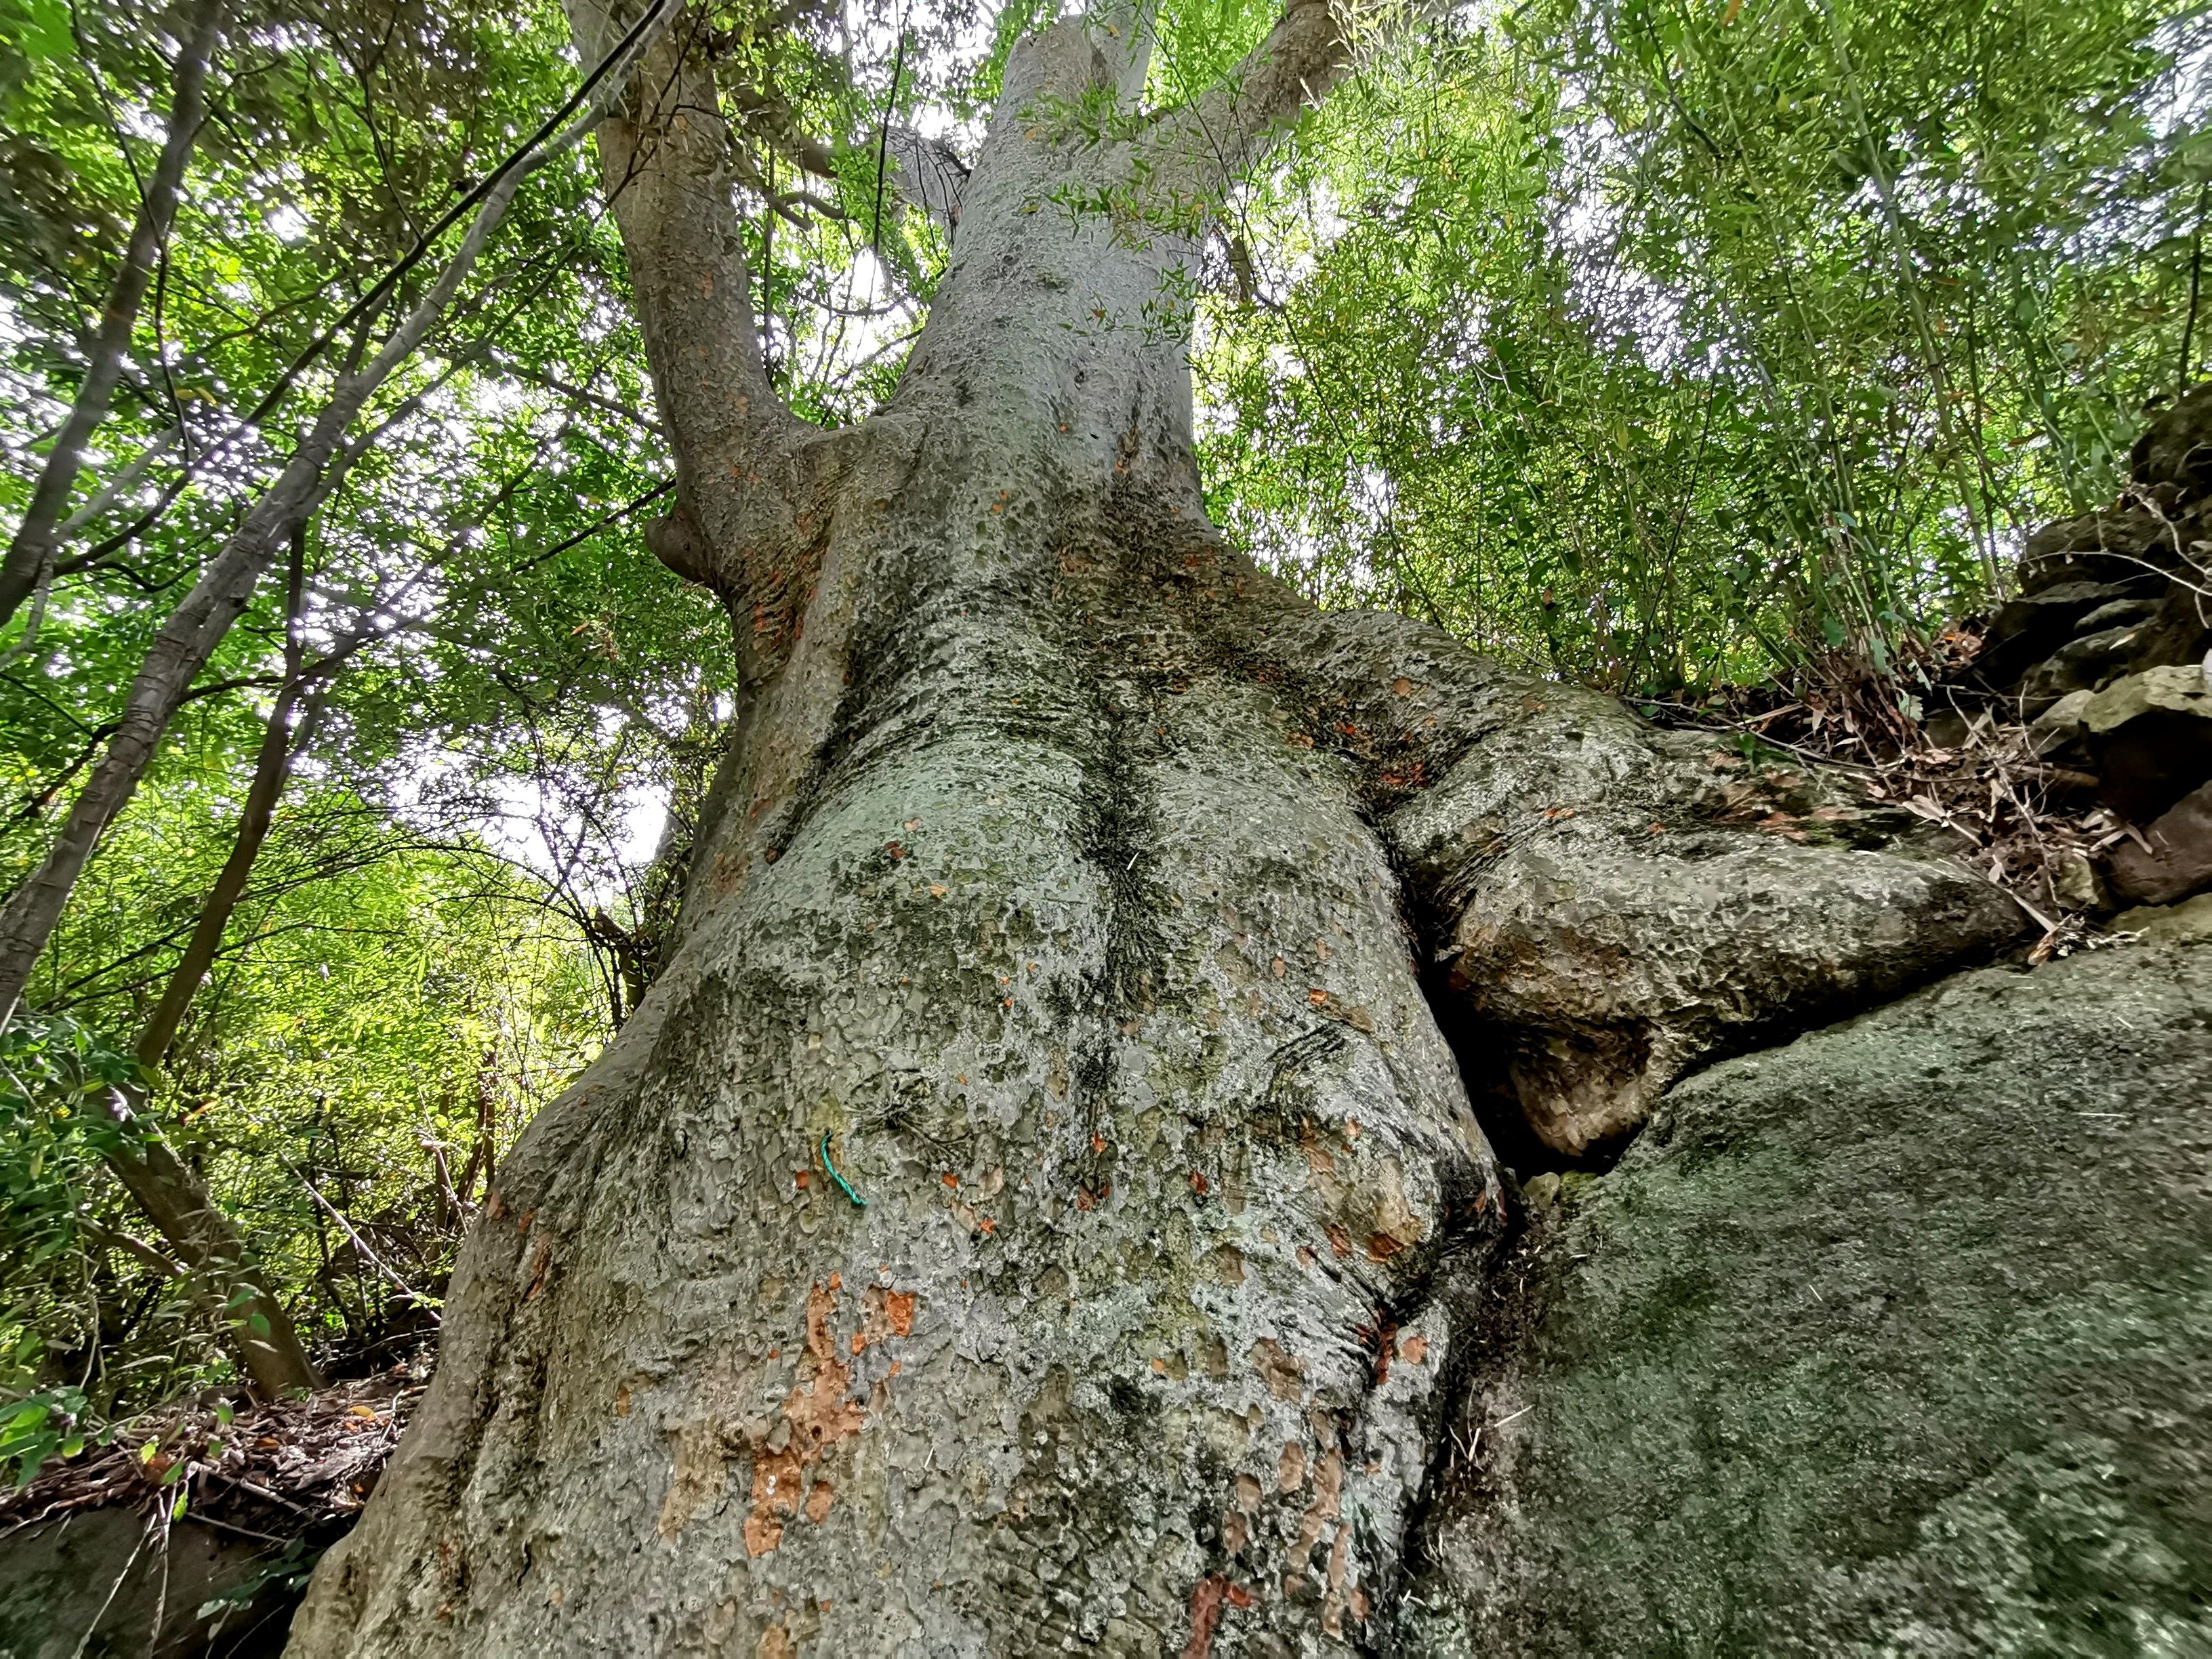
[1647,623,2137,962]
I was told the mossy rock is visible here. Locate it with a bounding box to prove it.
[1406,934,2212,1656]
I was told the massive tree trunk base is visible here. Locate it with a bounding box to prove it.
[283,401,2021,1655]
[291,467,1496,1655]
[285,18,2032,1656]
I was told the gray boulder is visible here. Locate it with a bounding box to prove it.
[0,1506,306,1656]
[2083,663,2212,823]
[2110,779,2212,905]
[1403,929,2212,1656]
[2128,382,2212,497]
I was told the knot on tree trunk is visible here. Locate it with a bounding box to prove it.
[644,507,716,589]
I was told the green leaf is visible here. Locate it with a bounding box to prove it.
[4,0,70,62]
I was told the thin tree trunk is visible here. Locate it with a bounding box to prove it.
[0,13,670,1026]
[84,525,331,1397]
[0,0,226,631]
[134,527,319,1073]
[100,1120,323,1397]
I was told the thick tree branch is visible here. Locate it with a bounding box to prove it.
[562,0,826,684]
[1139,0,1349,191]
[1085,0,1162,102]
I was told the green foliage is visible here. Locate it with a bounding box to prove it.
[1196,0,2212,691]
[0,0,730,1420]
[0,1382,91,1490]
[0,1017,165,1319]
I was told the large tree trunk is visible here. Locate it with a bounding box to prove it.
[288,15,2019,1654]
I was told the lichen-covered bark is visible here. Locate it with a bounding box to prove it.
[287,16,2018,1657]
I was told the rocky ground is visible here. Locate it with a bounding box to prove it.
[1923,383,2211,919]
[1401,895,2212,1655]
[1388,387,2212,1650]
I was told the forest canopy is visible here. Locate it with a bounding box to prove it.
[0,0,2205,1448]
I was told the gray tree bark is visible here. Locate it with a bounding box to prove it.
[288,9,2020,1654]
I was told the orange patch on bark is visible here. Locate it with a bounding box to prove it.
[1183,1576,1231,1659]
[745,1280,892,1555]
[745,1446,803,1556]
[1296,1451,1343,1553]
[804,1479,835,1523]
[1251,1339,1305,1402]
[785,1355,866,1458]
[525,1240,552,1300]
[1398,1332,1429,1366]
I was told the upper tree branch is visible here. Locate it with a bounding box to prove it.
[562,0,821,682]
[1137,0,1349,193]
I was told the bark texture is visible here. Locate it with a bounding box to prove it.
[288,16,2018,1656]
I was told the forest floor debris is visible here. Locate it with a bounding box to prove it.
[1645,623,2145,962]
[0,1347,430,1547]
